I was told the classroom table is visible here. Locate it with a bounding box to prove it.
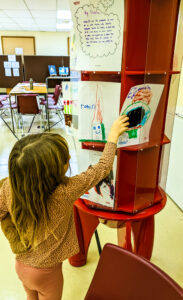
[45,76,71,88]
[9,82,48,133]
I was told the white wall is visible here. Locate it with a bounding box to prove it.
[0,30,70,56]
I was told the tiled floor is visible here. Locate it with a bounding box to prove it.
[0,113,183,299]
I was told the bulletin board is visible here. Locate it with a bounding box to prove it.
[0,55,23,88]
[1,36,36,56]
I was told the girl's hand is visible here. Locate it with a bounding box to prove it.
[108,115,129,144]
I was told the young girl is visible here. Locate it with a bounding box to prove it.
[0,115,129,300]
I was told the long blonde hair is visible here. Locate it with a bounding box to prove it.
[8,133,70,249]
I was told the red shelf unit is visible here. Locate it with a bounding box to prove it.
[81,0,180,213]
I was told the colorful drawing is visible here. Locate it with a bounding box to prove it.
[94,170,114,200]
[78,81,120,142]
[91,85,106,140]
[118,84,164,147]
[78,150,117,208]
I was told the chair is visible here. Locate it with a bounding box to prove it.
[40,84,61,105]
[17,94,42,136]
[85,243,183,300]
[0,100,18,136]
[40,85,64,130]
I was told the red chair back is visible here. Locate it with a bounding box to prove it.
[53,85,62,104]
[17,94,39,114]
[85,244,183,300]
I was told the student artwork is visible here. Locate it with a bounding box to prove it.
[78,81,121,142]
[77,149,117,208]
[91,85,105,140]
[70,31,78,69]
[118,84,165,147]
[48,65,57,76]
[69,0,124,71]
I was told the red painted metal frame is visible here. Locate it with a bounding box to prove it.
[80,0,180,213]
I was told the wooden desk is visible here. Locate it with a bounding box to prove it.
[10,82,47,95]
[9,83,48,133]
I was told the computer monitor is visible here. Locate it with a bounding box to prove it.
[48,65,57,76]
[59,66,69,76]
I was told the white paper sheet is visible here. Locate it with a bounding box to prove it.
[78,81,121,141]
[5,68,12,77]
[11,61,20,68]
[8,55,16,62]
[78,149,117,208]
[118,84,165,147]
[3,61,11,68]
[13,68,19,77]
[15,48,23,55]
[69,0,124,71]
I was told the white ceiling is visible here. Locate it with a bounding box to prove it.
[0,0,72,32]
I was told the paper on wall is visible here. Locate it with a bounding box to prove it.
[15,48,23,55]
[118,84,165,147]
[11,61,20,68]
[3,61,11,68]
[5,68,12,77]
[13,68,19,77]
[8,55,16,62]
[69,0,124,71]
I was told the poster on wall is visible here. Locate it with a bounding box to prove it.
[78,81,121,142]
[118,84,165,147]
[78,149,117,208]
[69,0,124,71]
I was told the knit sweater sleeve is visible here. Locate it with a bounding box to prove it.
[0,178,9,221]
[64,142,117,202]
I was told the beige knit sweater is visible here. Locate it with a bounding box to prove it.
[0,142,116,268]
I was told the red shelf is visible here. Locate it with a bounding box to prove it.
[82,141,105,151]
[81,135,170,152]
[121,135,170,151]
[125,70,180,75]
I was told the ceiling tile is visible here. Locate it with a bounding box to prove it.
[0,17,15,24]
[2,23,22,30]
[57,0,70,10]
[0,0,27,10]
[12,17,35,25]
[40,28,56,32]
[31,10,56,18]
[4,9,32,18]
[25,0,56,10]
[0,11,8,18]
[35,18,56,25]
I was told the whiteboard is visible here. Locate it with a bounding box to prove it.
[166,115,183,210]
[78,81,121,141]
[69,0,124,71]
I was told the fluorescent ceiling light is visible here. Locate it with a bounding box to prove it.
[57,22,73,30]
[57,10,71,20]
